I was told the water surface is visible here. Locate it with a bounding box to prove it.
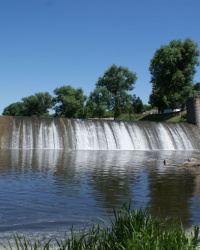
[0,149,200,243]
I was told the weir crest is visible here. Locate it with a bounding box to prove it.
[0,116,200,150]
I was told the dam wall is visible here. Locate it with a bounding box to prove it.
[187,98,200,129]
[0,116,200,150]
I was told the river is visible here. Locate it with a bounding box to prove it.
[0,149,200,244]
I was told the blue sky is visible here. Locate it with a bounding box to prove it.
[0,0,200,114]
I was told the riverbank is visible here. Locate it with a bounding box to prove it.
[119,111,186,122]
[1,205,199,250]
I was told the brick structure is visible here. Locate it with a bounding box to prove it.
[187,98,200,128]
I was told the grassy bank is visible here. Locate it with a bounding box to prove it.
[119,111,186,122]
[1,205,199,250]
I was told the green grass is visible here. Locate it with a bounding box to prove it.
[119,111,187,122]
[1,204,199,250]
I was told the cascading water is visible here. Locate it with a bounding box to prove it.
[0,116,200,150]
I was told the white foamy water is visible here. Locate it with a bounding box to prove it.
[1,117,200,150]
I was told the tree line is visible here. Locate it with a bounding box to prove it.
[2,38,200,119]
[2,64,143,120]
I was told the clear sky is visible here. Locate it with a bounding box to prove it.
[0,0,200,114]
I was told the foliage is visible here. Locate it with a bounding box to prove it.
[96,64,137,120]
[149,38,200,112]
[53,85,87,118]
[125,94,143,120]
[193,82,200,91]
[22,92,53,116]
[86,87,109,118]
[2,102,24,116]
[143,104,153,112]
[131,94,143,114]
[2,205,199,250]
[2,92,53,117]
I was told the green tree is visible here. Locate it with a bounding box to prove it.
[96,64,137,120]
[125,94,143,119]
[149,38,199,112]
[143,104,153,112]
[132,95,143,114]
[22,92,53,116]
[2,92,53,117]
[149,86,167,113]
[86,87,109,118]
[53,85,87,118]
[193,82,200,90]
[2,102,24,116]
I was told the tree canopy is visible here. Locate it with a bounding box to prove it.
[86,87,109,118]
[2,102,24,116]
[22,92,53,116]
[2,92,53,117]
[95,64,137,119]
[53,85,87,118]
[125,94,143,120]
[149,38,199,111]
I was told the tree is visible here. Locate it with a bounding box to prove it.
[86,87,109,118]
[149,86,167,113]
[132,95,143,114]
[2,102,24,116]
[53,85,87,118]
[22,92,53,116]
[2,92,53,116]
[193,82,200,93]
[125,94,143,119]
[143,104,153,112]
[149,38,199,112]
[95,64,137,119]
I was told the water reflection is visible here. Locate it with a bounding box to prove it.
[148,165,195,227]
[144,151,200,227]
[0,149,200,241]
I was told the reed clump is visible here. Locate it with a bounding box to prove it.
[1,205,199,250]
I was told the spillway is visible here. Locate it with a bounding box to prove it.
[0,116,200,150]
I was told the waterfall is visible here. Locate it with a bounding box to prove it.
[0,116,200,150]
